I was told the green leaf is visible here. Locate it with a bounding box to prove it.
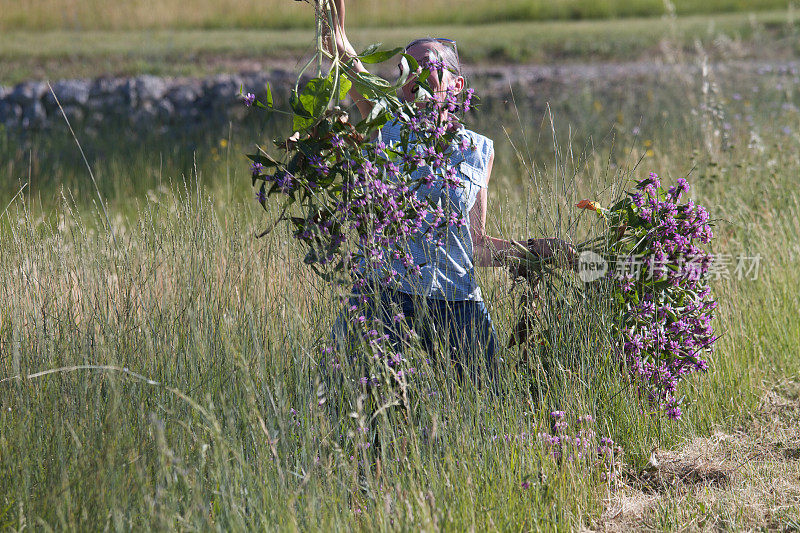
[290,90,312,117]
[325,69,351,102]
[292,76,340,131]
[293,113,314,131]
[359,46,404,64]
[247,152,281,169]
[414,77,435,101]
[351,72,394,100]
[266,82,273,107]
[304,247,319,265]
[287,152,304,175]
[357,100,390,131]
[292,110,312,132]
[257,182,268,210]
[610,197,630,212]
[358,43,382,57]
[255,84,273,110]
[401,53,419,72]
[643,278,670,290]
[396,54,414,87]
[337,75,352,101]
[301,78,334,116]
[296,140,328,161]
[315,167,337,188]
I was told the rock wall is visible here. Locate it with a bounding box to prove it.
[0,72,300,132]
[3,60,797,133]
[0,67,515,132]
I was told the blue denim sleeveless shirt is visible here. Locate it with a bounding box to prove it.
[377,119,494,302]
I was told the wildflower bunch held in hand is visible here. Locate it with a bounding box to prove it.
[575,173,717,419]
[507,173,716,419]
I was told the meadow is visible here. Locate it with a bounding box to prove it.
[2,9,800,532]
[2,9,800,84]
[0,0,791,31]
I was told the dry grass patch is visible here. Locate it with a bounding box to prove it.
[598,382,800,531]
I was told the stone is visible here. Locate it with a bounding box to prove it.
[21,100,47,129]
[61,105,85,123]
[131,101,158,127]
[0,100,22,125]
[88,78,128,109]
[9,81,48,105]
[87,111,106,126]
[176,105,201,122]
[166,83,200,108]
[90,77,126,97]
[132,75,169,103]
[208,77,245,110]
[209,75,243,97]
[46,79,91,107]
[155,99,175,121]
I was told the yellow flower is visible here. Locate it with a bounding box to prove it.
[219,139,229,148]
[646,149,655,157]
[643,139,653,147]
[593,100,603,113]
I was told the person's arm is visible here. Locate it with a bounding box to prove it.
[325,0,374,121]
[470,152,576,268]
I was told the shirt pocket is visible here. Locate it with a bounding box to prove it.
[459,161,486,189]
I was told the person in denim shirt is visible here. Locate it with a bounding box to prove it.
[327,0,575,385]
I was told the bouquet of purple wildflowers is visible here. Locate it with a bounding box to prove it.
[578,173,717,419]
[246,48,475,285]
[510,174,717,419]
[245,33,480,388]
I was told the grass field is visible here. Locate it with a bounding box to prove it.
[2,9,799,85]
[0,0,791,31]
[2,13,800,532]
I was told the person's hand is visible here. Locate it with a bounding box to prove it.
[317,0,373,119]
[320,15,344,57]
[523,238,577,270]
[321,0,357,61]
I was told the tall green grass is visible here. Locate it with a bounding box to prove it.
[1,50,800,529]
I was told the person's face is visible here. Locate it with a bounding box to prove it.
[400,42,464,105]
